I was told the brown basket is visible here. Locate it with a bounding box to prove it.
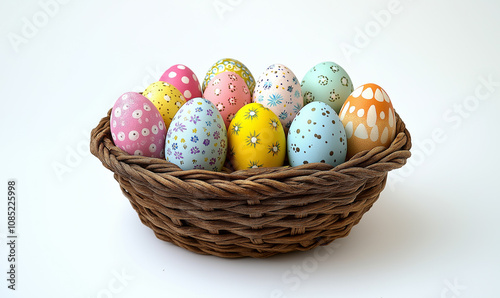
[90,109,411,258]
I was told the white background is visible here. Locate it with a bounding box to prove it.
[1,0,499,297]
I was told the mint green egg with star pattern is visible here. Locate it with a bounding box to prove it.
[301,62,353,114]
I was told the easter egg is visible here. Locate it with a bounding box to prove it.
[252,64,303,133]
[301,61,353,114]
[287,102,347,167]
[159,64,202,101]
[165,97,227,171]
[110,92,166,158]
[203,71,251,129]
[228,103,286,170]
[202,58,255,94]
[339,83,396,159]
[143,81,186,129]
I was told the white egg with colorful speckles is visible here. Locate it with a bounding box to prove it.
[252,64,303,133]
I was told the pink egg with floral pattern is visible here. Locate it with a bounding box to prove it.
[110,92,166,158]
[203,71,251,128]
[159,64,202,101]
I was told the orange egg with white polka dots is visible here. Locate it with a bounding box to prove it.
[339,83,396,159]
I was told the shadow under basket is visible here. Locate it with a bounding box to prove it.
[90,109,412,258]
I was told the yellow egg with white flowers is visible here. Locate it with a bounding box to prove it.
[228,103,286,170]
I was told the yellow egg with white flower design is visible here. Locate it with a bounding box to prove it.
[228,103,286,170]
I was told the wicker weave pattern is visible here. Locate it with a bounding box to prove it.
[90,109,411,258]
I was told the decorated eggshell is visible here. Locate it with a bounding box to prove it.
[301,61,353,114]
[228,103,286,170]
[202,58,255,94]
[165,97,227,171]
[339,83,396,159]
[252,64,303,133]
[159,64,202,101]
[143,81,186,130]
[110,92,166,158]
[287,102,347,167]
[203,71,251,129]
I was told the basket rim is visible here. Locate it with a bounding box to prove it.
[91,108,411,181]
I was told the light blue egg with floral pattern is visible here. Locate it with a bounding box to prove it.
[165,97,227,171]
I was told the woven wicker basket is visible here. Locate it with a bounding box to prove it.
[90,108,411,258]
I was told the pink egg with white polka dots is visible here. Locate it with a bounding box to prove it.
[203,71,251,129]
[159,64,202,101]
[110,92,166,158]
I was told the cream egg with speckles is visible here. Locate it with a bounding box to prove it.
[252,64,303,134]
